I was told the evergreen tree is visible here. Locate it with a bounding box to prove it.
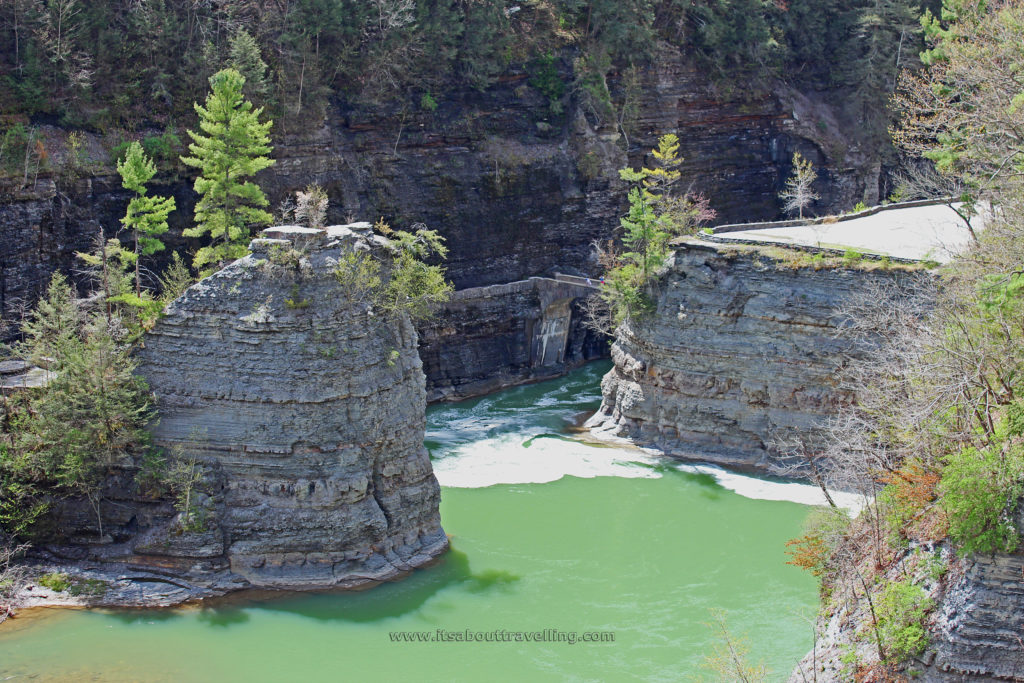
[117,141,176,296]
[3,273,153,539]
[228,29,269,101]
[181,68,275,271]
[602,133,715,324]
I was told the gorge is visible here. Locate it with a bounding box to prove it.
[5,0,1024,678]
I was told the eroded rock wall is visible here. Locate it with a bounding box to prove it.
[128,225,447,589]
[3,49,882,338]
[418,277,607,402]
[587,241,920,471]
[790,537,1024,682]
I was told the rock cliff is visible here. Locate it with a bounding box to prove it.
[586,240,922,471]
[44,224,447,594]
[133,224,447,588]
[791,539,1024,682]
[419,276,607,401]
[2,49,888,401]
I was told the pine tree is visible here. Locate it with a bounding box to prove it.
[7,273,153,539]
[228,29,269,101]
[181,68,275,271]
[603,133,715,324]
[117,141,176,296]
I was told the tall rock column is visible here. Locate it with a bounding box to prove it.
[136,224,447,588]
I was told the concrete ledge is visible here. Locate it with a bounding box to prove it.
[712,198,953,234]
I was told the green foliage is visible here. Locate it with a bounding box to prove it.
[528,52,565,115]
[842,249,864,265]
[285,284,311,309]
[420,92,438,112]
[939,443,1024,555]
[118,141,176,293]
[37,572,71,592]
[68,578,107,597]
[228,30,269,102]
[333,223,452,322]
[166,450,206,533]
[380,227,453,321]
[853,201,868,213]
[0,274,154,539]
[601,134,716,325]
[876,580,933,663]
[158,252,195,305]
[181,69,275,272]
[785,506,851,580]
[141,129,183,166]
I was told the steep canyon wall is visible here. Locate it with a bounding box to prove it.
[3,51,885,395]
[587,240,923,472]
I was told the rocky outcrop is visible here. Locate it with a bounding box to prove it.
[39,224,447,596]
[419,276,607,401]
[587,240,922,471]
[790,538,1024,682]
[924,549,1024,681]
[131,224,447,589]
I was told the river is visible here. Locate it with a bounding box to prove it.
[0,361,831,681]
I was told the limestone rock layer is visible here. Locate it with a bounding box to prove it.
[588,241,920,471]
[136,226,447,588]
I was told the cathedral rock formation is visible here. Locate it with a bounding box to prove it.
[132,224,447,589]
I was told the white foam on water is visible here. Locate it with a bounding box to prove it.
[431,433,662,488]
[433,430,865,514]
[675,463,866,514]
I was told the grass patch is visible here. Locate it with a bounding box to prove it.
[68,578,108,597]
[37,572,71,592]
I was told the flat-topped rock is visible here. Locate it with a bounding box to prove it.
[587,241,925,472]
[128,227,448,590]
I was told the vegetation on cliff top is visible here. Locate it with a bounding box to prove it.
[595,133,715,327]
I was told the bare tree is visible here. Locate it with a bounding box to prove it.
[780,152,819,220]
[0,541,30,624]
[294,184,329,230]
[895,164,981,243]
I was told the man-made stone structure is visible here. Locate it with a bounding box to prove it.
[55,224,448,593]
[419,275,605,401]
[587,239,922,471]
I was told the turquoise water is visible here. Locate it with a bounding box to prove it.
[0,362,820,681]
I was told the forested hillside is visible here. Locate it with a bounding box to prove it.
[2,0,927,140]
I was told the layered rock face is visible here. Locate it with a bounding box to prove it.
[587,241,919,471]
[790,539,1024,682]
[3,48,882,350]
[130,225,447,588]
[419,277,607,401]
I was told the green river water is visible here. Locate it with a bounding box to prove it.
[0,361,836,682]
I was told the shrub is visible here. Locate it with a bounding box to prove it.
[878,459,941,546]
[876,580,933,663]
[785,506,851,580]
[37,572,71,592]
[939,444,1024,555]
